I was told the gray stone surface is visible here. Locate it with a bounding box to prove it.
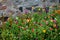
[0,0,59,17]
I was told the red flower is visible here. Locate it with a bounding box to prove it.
[53,20,56,23]
[23,28,27,30]
[18,26,21,28]
[16,21,18,24]
[50,27,53,31]
[32,28,34,32]
[40,24,43,26]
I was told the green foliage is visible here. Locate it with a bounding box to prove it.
[0,12,60,40]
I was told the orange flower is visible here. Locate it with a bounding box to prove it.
[53,24,57,28]
[55,10,60,14]
[27,19,30,22]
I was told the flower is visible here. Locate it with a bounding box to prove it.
[43,30,46,33]
[18,26,21,28]
[32,28,34,32]
[48,15,50,18]
[53,24,57,28]
[27,19,30,22]
[40,24,43,26]
[50,27,53,31]
[46,21,48,25]
[53,20,56,23]
[50,19,53,22]
[55,10,60,14]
